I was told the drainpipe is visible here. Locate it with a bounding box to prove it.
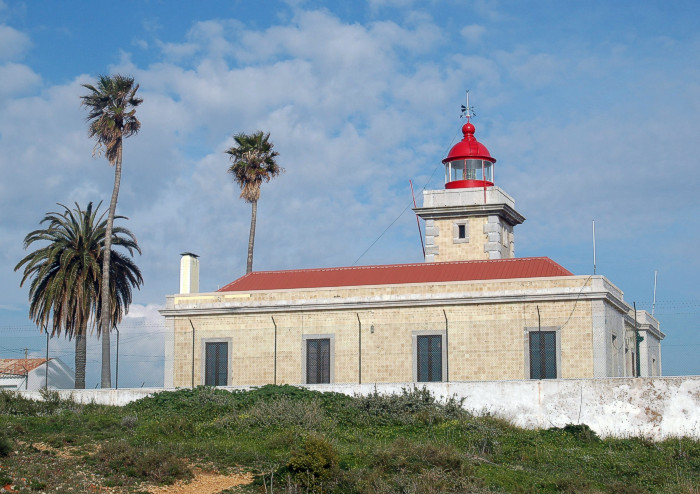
[633,302,643,377]
[356,313,362,384]
[272,316,277,385]
[189,319,196,387]
[443,309,449,382]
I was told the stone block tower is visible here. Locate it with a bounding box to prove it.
[413,117,524,262]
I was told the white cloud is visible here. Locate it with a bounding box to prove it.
[508,52,561,88]
[2,5,699,326]
[460,24,487,44]
[0,24,30,60]
[0,62,40,98]
[368,0,416,10]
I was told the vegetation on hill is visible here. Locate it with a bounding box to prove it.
[0,386,698,493]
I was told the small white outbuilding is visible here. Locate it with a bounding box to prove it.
[0,358,74,390]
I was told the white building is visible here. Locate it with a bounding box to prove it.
[0,358,74,390]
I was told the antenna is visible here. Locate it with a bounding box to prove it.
[592,220,596,275]
[460,89,476,120]
[652,270,658,316]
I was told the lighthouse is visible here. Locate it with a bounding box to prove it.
[414,109,525,262]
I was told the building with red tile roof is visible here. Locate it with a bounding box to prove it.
[0,358,74,390]
[161,112,663,388]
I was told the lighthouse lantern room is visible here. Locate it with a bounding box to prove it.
[413,98,525,263]
[443,121,495,189]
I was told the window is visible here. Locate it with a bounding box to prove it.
[412,331,446,382]
[204,341,228,386]
[303,335,334,384]
[417,335,442,381]
[529,331,557,379]
[453,221,469,243]
[524,327,560,379]
[445,159,493,183]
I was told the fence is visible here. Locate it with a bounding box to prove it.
[2,301,697,390]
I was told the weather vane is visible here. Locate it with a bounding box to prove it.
[460,89,475,120]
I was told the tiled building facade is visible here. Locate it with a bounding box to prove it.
[161,116,663,387]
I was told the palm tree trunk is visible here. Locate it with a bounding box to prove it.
[246,200,257,274]
[99,141,122,388]
[75,329,86,389]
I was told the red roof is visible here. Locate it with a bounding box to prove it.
[218,257,572,292]
[0,358,48,376]
[443,121,495,163]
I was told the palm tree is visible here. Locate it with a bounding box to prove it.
[81,74,142,388]
[14,202,142,389]
[226,131,283,274]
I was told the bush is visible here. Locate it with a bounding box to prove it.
[242,396,326,430]
[286,433,339,489]
[0,388,81,417]
[350,387,469,426]
[548,423,600,443]
[93,440,192,484]
[371,438,465,474]
[0,433,13,456]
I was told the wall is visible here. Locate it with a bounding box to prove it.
[27,360,74,390]
[427,216,489,261]
[16,376,700,440]
[170,299,595,387]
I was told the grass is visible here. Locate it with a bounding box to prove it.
[0,385,698,493]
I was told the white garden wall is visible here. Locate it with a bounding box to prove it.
[16,376,700,440]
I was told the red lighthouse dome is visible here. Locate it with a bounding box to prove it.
[442,120,495,189]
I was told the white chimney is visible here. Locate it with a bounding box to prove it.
[179,253,200,294]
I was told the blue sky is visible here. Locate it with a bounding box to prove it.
[1,0,699,384]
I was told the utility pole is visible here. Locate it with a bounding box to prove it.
[24,348,29,389]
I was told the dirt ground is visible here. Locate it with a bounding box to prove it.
[13,442,255,494]
[146,468,254,494]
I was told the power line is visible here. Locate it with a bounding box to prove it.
[352,126,462,266]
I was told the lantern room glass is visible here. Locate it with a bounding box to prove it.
[445,159,493,184]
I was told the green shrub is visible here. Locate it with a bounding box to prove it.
[548,423,600,443]
[286,433,339,489]
[350,387,469,426]
[93,440,192,484]
[348,466,483,494]
[242,396,326,430]
[121,415,138,430]
[0,388,81,417]
[0,433,13,456]
[371,437,466,474]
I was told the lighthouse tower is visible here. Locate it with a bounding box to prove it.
[414,112,525,262]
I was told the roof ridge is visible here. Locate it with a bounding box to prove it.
[239,257,553,275]
[216,257,571,293]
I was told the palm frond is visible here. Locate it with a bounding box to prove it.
[15,202,143,338]
[225,130,283,203]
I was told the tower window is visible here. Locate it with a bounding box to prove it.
[453,221,469,243]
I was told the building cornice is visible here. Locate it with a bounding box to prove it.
[159,287,628,318]
[413,203,525,226]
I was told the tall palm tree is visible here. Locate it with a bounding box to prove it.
[81,74,142,388]
[226,131,283,274]
[14,202,142,389]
